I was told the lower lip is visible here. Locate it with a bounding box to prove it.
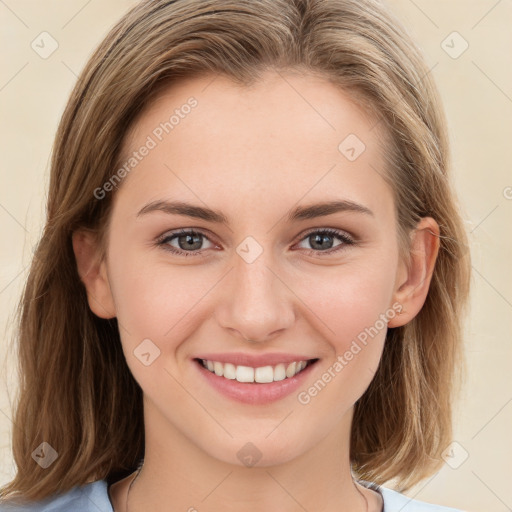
[193,359,319,405]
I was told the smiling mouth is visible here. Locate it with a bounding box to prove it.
[194,358,319,384]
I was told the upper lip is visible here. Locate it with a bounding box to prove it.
[194,353,318,368]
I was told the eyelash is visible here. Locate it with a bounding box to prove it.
[156,228,356,258]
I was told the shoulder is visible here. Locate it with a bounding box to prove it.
[378,485,466,512]
[0,480,112,512]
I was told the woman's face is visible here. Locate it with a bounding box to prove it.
[87,70,422,467]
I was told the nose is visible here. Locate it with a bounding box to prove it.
[214,247,295,343]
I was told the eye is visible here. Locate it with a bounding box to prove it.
[294,228,355,255]
[156,227,355,258]
[157,229,215,257]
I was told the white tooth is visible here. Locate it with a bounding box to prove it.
[214,361,224,376]
[204,359,312,382]
[223,363,237,379]
[273,363,286,381]
[255,366,274,383]
[236,365,254,383]
[285,362,297,378]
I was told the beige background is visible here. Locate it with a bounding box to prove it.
[0,1,511,510]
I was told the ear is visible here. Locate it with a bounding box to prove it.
[72,229,116,319]
[387,217,440,328]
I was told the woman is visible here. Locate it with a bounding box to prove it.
[0,0,471,510]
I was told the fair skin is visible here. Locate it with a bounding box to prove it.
[73,70,439,512]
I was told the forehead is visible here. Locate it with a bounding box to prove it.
[113,70,393,221]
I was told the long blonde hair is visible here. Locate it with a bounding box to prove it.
[1,0,471,502]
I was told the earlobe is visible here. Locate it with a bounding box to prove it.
[387,217,440,328]
[72,229,116,319]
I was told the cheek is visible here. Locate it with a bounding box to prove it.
[293,257,397,406]
[113,263,214,339]
[107,246,214,346]
[107,255,214,397]
[301,257,397,346]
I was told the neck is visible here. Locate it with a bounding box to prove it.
[118,398,380,512]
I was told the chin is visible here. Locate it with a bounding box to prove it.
[198,430,315,469]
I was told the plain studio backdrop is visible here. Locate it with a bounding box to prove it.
[0,1,511,511]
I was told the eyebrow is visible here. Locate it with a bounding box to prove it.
[136,199,374,224]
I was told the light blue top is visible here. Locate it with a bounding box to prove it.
[0,479,465,511]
